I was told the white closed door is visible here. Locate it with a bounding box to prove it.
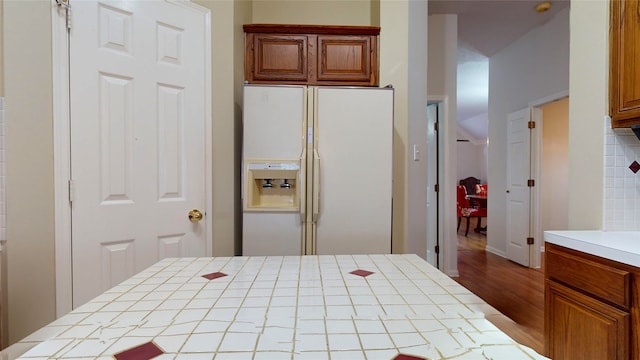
[506,108,532,266]
[70,0,210,306]
[314,87,393,255]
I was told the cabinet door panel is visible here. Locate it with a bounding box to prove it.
[546,280,630,360]
[317,35,374,84]
[252,34,308,82]
[610,0,640,127]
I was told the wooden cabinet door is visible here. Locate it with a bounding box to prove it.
[317,35,376,85]
[244,25,380,86]
[248,34,308,83]
[545,280,630,359]
[610,0,640,127]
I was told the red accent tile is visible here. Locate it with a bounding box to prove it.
[114,342,163,360]
[393,355,426,360]
[630,161,640,174]
[350,269,374,277]
[202,271,227,280]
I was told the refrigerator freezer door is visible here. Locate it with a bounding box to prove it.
[313,87,393,255]
[242,85,306,159]
[243,213,303,255]
[242,85,307,256]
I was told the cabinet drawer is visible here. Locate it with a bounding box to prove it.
[546,247,631,308]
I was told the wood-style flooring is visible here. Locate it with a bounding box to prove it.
[453,231,545,355]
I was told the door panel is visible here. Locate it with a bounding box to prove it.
[506,108,531,266]
[426,103,438,266]
[70,0,209,307]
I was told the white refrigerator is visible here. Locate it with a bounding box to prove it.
[242,84,393,256]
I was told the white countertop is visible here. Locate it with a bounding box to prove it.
[544,231,640,267]
[2,254,547,360]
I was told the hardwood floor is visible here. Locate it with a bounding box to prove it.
[453,231,545,355]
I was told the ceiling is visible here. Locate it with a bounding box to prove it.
[428,0,570,143]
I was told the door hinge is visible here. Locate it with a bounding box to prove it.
[434,184,439,192]
[528,120,536,129]
[435,245,440,254]
[527,179,535,187]
[68,179,74,206]
[56,0,72,30]
[434,122,439,132]
[527,237,534,245]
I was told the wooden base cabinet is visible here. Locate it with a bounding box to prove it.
[244,24,379,86]
[546,280,629,359]
[545,243,640,359]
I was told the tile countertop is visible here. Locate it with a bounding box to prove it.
[544,231,640,267]
[2,254,547,360]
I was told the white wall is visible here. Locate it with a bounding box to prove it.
[568,1,606,230]
[252,1,371,25]
[427,14,458,275]
[405,0,428,259]
[457,142,488,183]
[487,7,569,254]
[3,0,57,344]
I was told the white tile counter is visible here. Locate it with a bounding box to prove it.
[544,231,640,267]
[2,254,546,360]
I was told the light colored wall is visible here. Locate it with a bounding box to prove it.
[457,142,488,183]
[4,0,56,344]
[405,0,428,259]
[568,1,606,230]
[487,7,569,255]
[427,14,458,275]
[380,1,408,255]
[0,0,6,347]
[192,0,246,257]
[234,0,253,254]
[252,1,371,25]
[0,0,3,96]
[541,97,569,233]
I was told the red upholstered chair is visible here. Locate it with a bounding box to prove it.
[475,184,488,197]
[457,185,487,236]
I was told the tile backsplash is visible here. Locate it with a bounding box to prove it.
[604,117,640,231]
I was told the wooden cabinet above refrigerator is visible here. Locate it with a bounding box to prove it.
[609,0,640,128]
[244,24,380,86]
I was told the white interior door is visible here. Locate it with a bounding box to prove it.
[506,108,532,266]
[70,0,210,307]
[314,87,393,255]
[426,103,438,266]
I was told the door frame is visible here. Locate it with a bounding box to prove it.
[51,0,213,316]
[427,95,457,276]
[528,90,569,268]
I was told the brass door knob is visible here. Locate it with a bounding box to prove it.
[188,209,203,223]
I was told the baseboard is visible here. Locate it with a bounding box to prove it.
[446,268,460,277]
[485,245,507,258]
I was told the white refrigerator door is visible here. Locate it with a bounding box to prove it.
[313,87,393,255]
[242,85,306,256]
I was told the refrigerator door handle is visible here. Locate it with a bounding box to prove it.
[312,150,320,222]
[299,149,306,223]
